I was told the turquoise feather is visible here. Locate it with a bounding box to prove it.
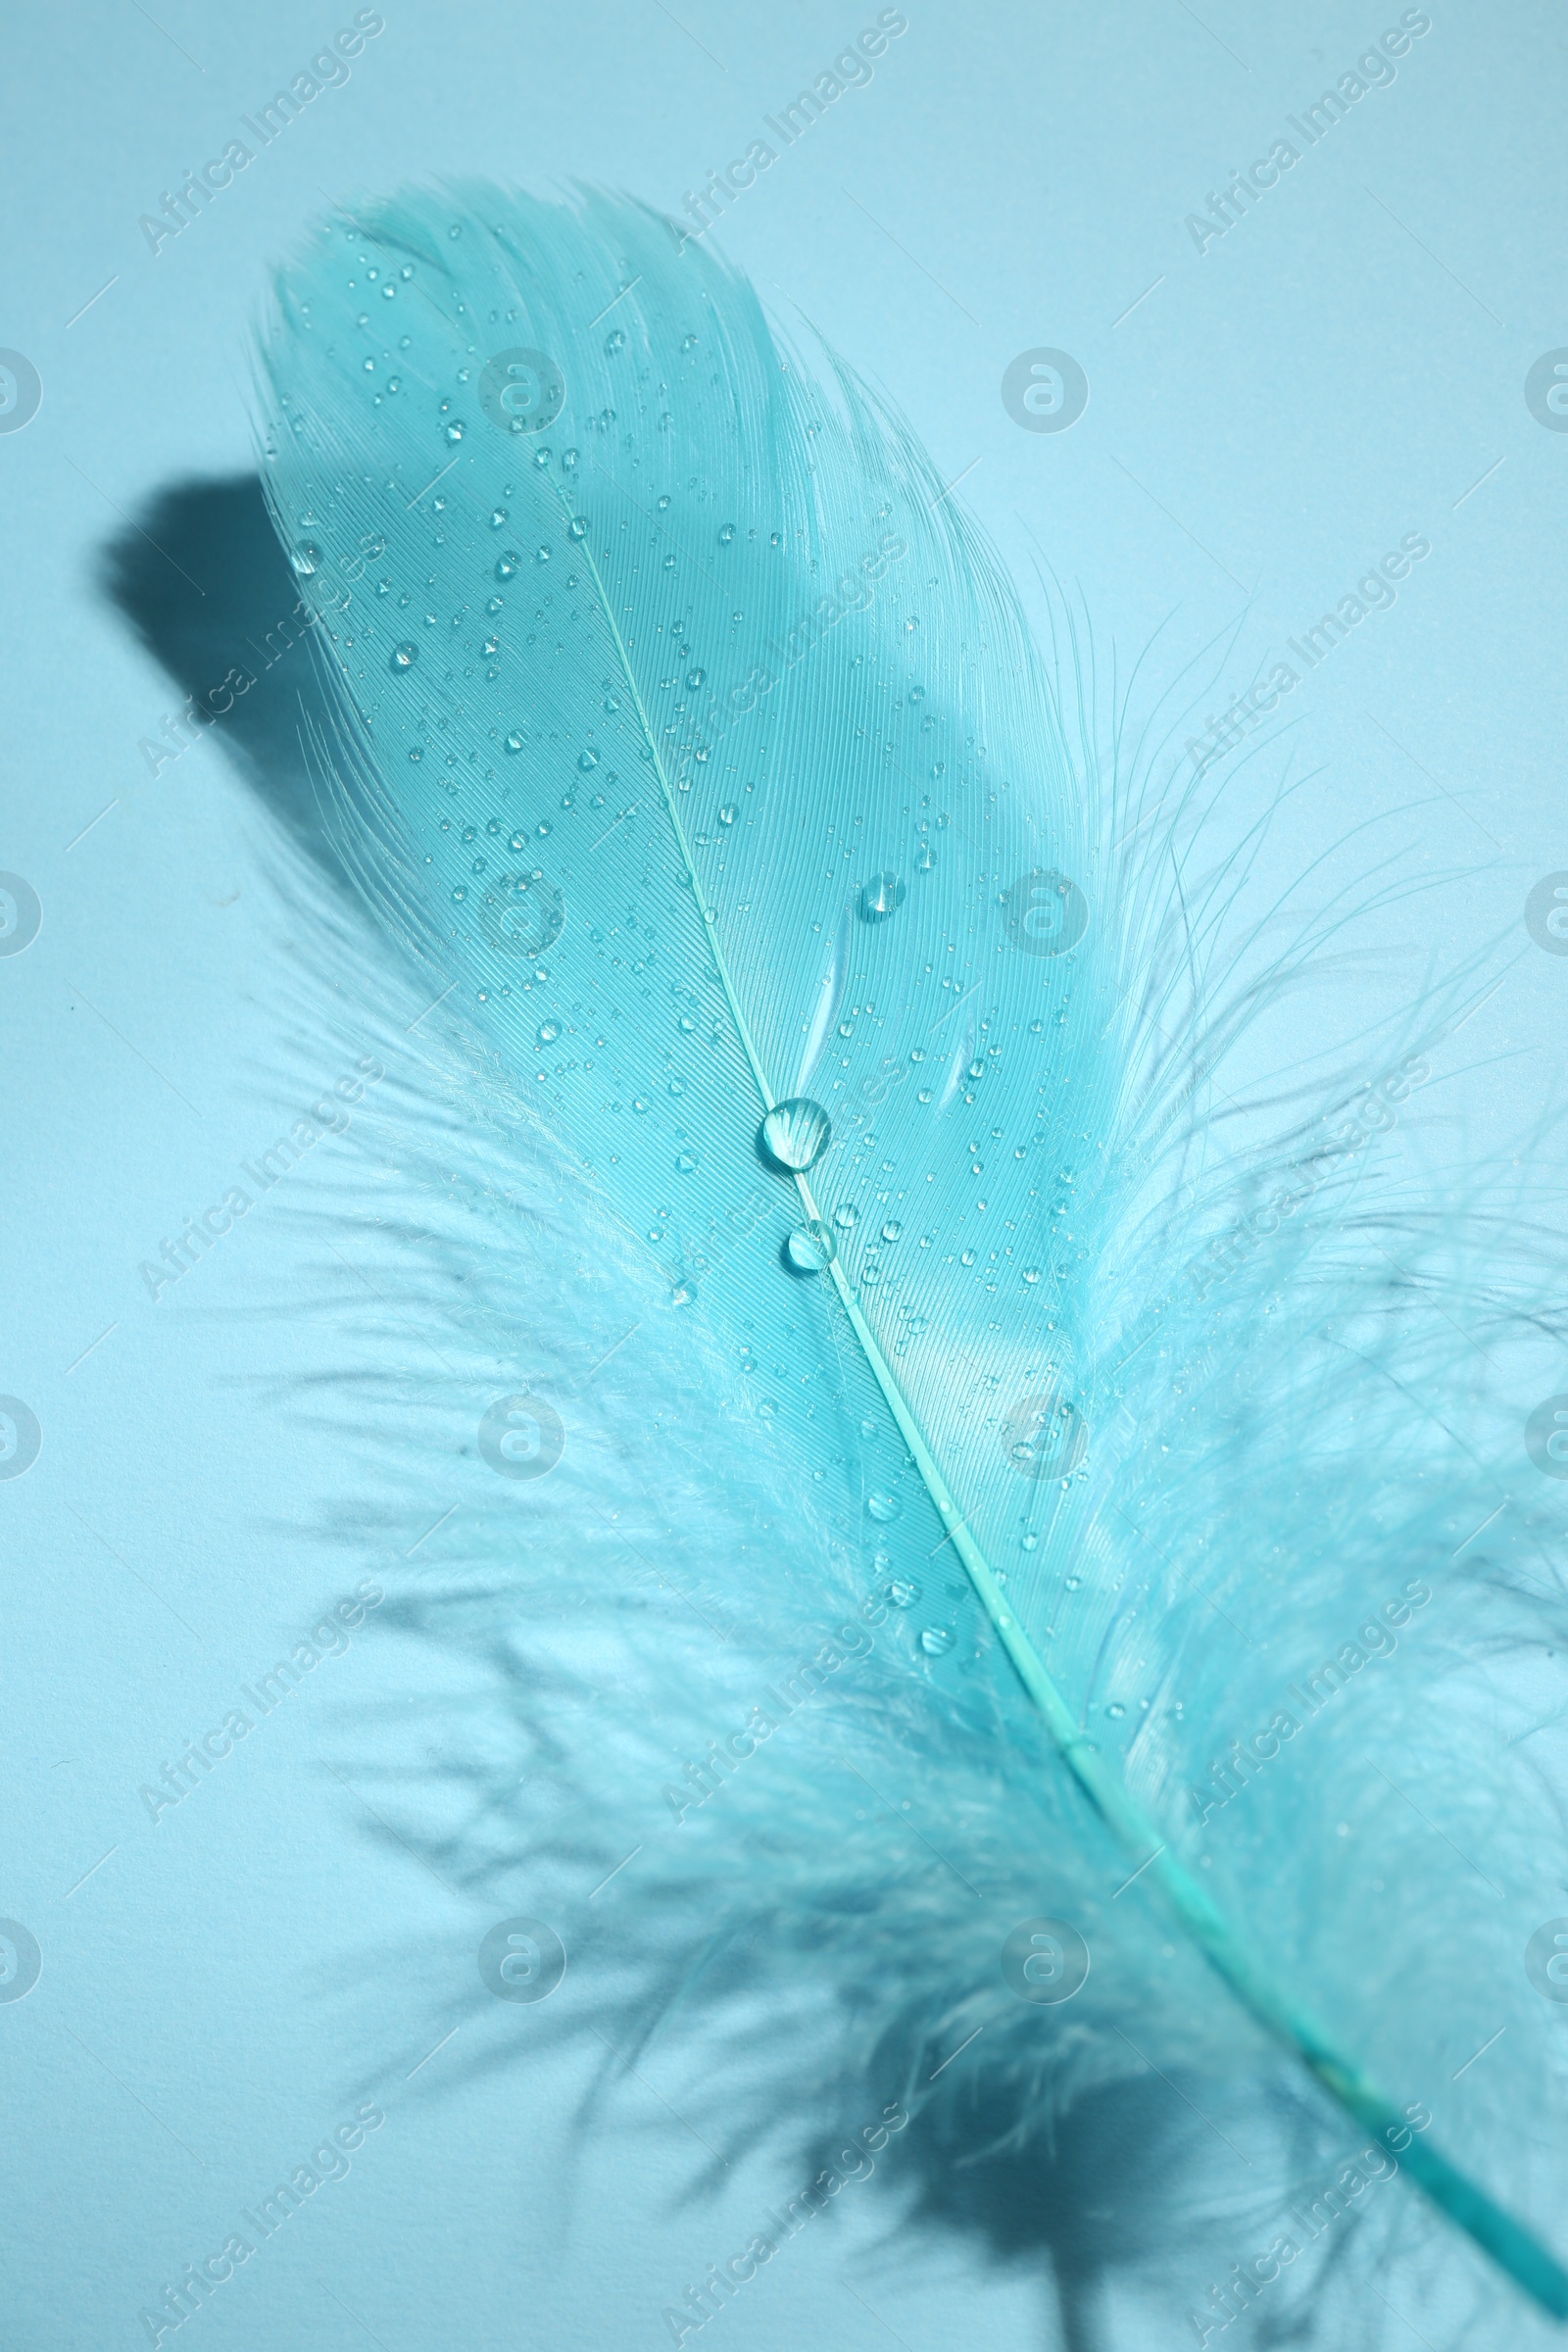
[258,184,1568,2322]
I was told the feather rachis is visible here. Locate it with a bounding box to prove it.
[257,182,1568,2323]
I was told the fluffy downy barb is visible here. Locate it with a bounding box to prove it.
[257,185,1568,2319]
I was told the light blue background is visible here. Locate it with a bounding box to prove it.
[3,3,1565,2346]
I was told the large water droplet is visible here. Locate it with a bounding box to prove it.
[495,552,519,580]
[866,1490,902,1523]
[920,1626,954,1656]
[833,1202,858,1233]
[858,871,906,923]
[537,1020,560,1045]
[390,642,417,671]
[759,1097,831,1172]
[783,1221,835,1275]
[291,542,320,577]
[881,1220,902,1243]
[885,1578,919,1609]
[718,804,737,826]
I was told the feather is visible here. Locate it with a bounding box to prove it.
[254,183,1568,2328]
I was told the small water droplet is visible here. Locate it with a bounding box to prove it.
[867,1490,902,1524]
[718,804,737,826]
[605,327,626,354]
[1064,1574,1081,1591]
[784,1221,835,1275]
[537,1020,560,1046]
[858,871,906,923]
[495,552,519,580]
[568,515,588,540]
[1106,1702,1126,1720]
[920,1626,954,1656]
[915,847,936,872]
[686,666,706,690]
[445,421,464,443]
[832,1202,858,1233]
[718,522,735,545]
[578,748,600,771]
[291,542,320,577]
[505,731,524,754]
[489,509,508,528]
[675,1151,697,1174]
[885,1578,919,1609]
[631,1097,650,1113]
[759,1096,831,1172]
[960,1249,976,1266]
[1023,1267,1041,1285]
[390,642,417,671]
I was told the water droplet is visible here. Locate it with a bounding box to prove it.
[1064,1574,1081,1591]
[921,1626,954,1656]
[867,1490,902,1524]
[1023,1267,1041,1285]
[535,545,551,564]
[605,327,626,354]
[877,1221,901,1246]
[291,542,320,577]
[784,1221,836,1275]
[663,554,677,570]
[505,731,525,754]
[490,509,508,528]
[718,523,736,544]
[833,1202,858,1233]
[578,748,600,771]
[686,666,706,690]
[390,642,417,671]
[631,1097,650,1113]
[675,1151,697,1174]
[537,1020,560,1046]
[670,1282,694,1307]
[451,884,466,902]
[915,846,936,872]
[759,1096,832,1172]
[567,516,588,540]
[445,421,464,443]
[885,1578,919,1609]
[1106,1702,1126,1720]
[495,552,519,580]
[960,1249,976,1266]
[858,871,906,923]
[718,804,737,826]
